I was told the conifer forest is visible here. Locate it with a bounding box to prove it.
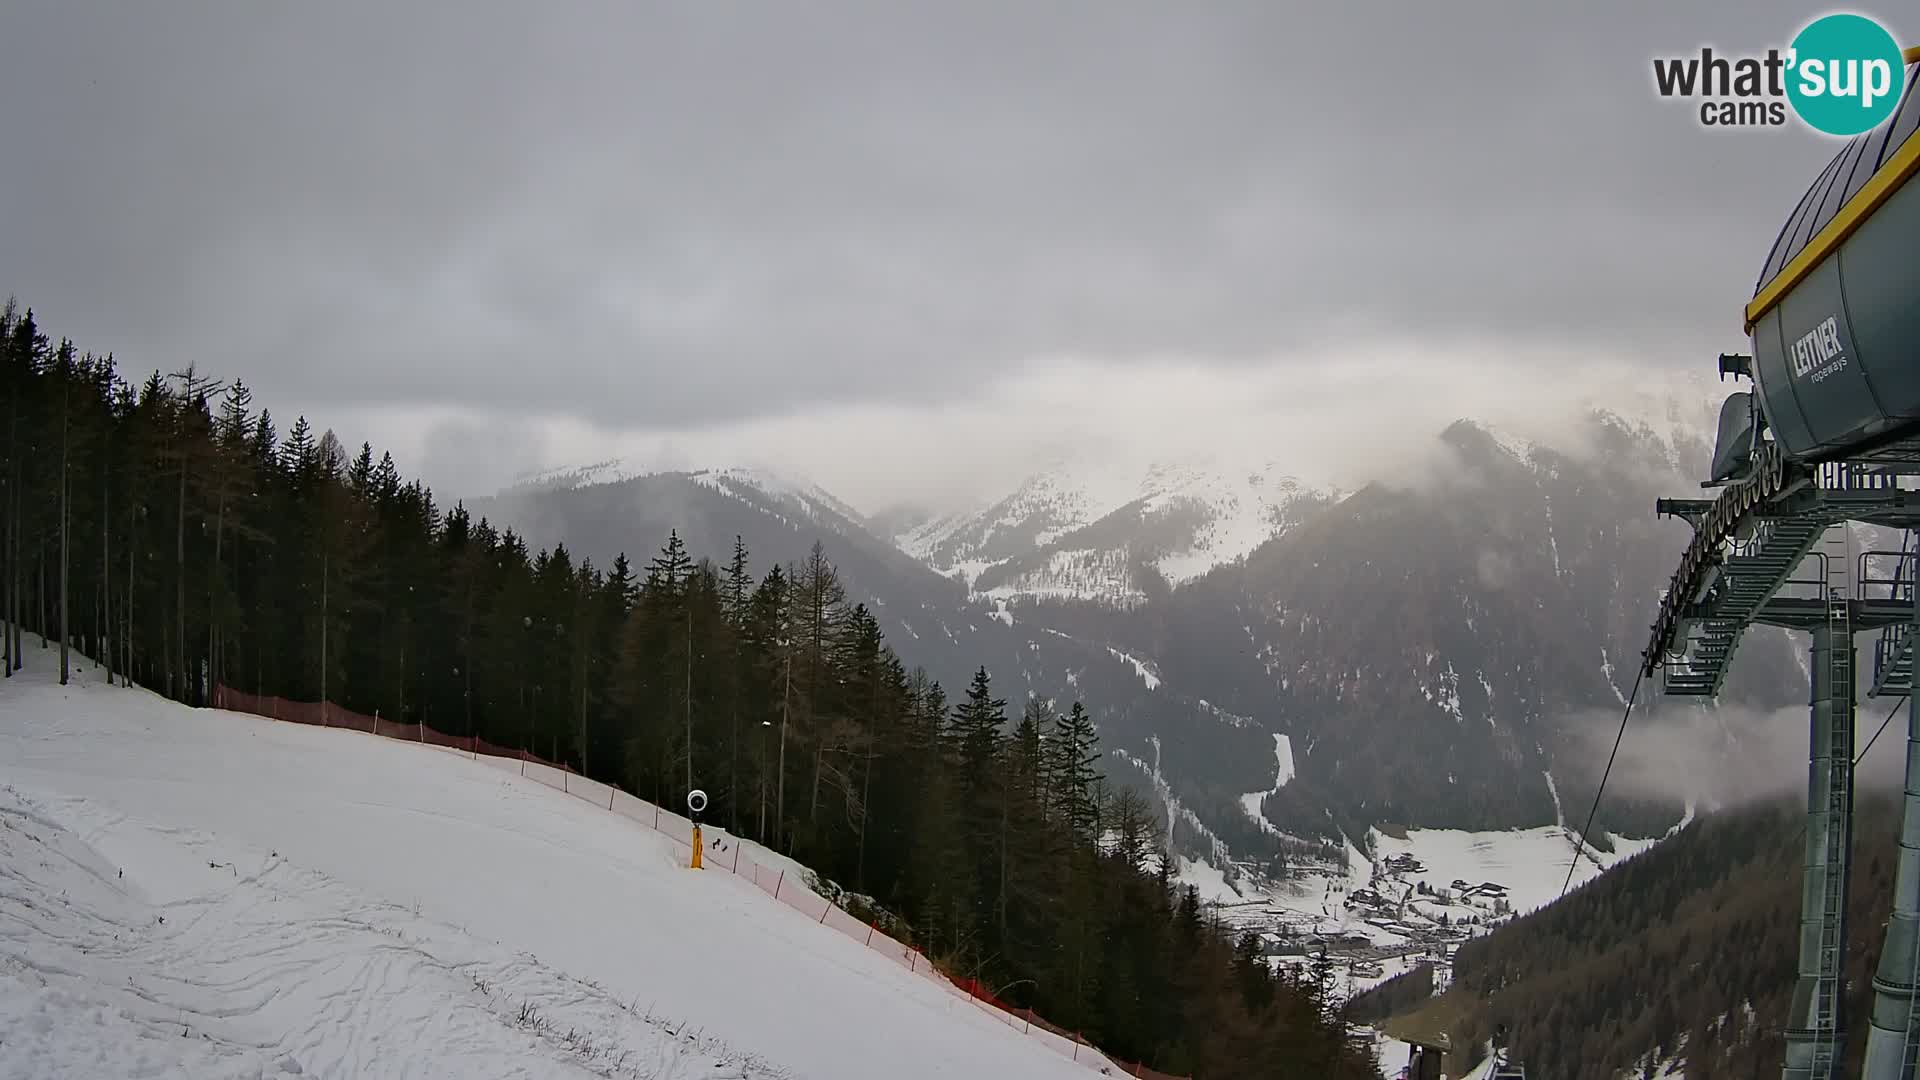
[0,302,1375,1078]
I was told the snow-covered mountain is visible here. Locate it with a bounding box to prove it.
[474,463,923,603]
[899,454,1339,605]
[467,463,1231,761]
[507,460,877,539]
[1132,409,1807,842]
[474,394,1794,876]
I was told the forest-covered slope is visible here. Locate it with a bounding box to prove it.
[1361,794,1904,1079]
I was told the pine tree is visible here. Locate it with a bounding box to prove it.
[745,563,792,847]
[949,667,1007,952]
[166,365,221,702]
[723,535,751,830]
[52,339,75,684]
[792,541,847,849]
[1049,702,1102,842]
[1014,696,1048,807]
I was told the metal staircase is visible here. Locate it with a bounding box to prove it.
[1663,464,1915,699]
[1648,438,1920,1080]
[1873,530,1917,696]
[1901,528,1920,1079]
[1663,512,1834,696]
[1810,525,1857,1080]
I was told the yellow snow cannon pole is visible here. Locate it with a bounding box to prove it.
[686,788,708,869]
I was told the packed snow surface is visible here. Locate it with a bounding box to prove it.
[0,661,1101,1080]
[0,784,780,1080]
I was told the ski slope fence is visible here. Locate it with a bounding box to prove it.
[209,686,1189,1080]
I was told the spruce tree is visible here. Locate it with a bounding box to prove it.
[1049,702,1102,842]
[723,535,750,829]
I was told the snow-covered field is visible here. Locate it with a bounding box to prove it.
[1368,824,1655,918]
[1180,818,1658,928]
[0,659,1105,1080]
[0,785,782,1080]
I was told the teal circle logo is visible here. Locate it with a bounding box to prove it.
[1786,14,1906,136]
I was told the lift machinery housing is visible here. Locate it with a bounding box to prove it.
[1644,50,1920,1080]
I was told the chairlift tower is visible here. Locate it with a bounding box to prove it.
[1642,55,1920,1080]
[1651,466,1918,1078]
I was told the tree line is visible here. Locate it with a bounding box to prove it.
[0,302,1376,1079]
[1408,795,1900,1079]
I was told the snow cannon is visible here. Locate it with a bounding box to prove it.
[1717,50,1920,476]
[687,789,707,869]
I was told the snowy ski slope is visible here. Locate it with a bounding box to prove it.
[0,659,1106,1079]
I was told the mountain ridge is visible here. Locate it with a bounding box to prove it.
[476,399,1788,872]
[899,453,1343,605]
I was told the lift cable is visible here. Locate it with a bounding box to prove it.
[1558,666,1645,902]
[1856,694,1906,767]
[1559,674,1902,906]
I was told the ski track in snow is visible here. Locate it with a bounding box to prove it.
[1236,734,1295,836]
[0,661,1105,1080]
[0,786,779,1080]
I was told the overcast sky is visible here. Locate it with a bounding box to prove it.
[1,2,1892,511]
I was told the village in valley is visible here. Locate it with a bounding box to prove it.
[1187,833,1540,1005]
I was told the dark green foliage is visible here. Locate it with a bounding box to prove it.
[1429,795,1900,1079]
[0,303,1374,1080]
[1343,963,1433,1024]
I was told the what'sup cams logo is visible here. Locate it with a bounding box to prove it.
[1653,12,1907,135]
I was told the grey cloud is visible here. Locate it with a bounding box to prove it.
[1569,692,1911,811]
[0,0,1873,446]
[414,414,550,505]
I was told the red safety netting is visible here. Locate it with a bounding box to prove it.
[210,684,1185,1080]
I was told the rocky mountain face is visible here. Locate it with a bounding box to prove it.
[1132,414,1804,844]
[472,407,1811,869]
